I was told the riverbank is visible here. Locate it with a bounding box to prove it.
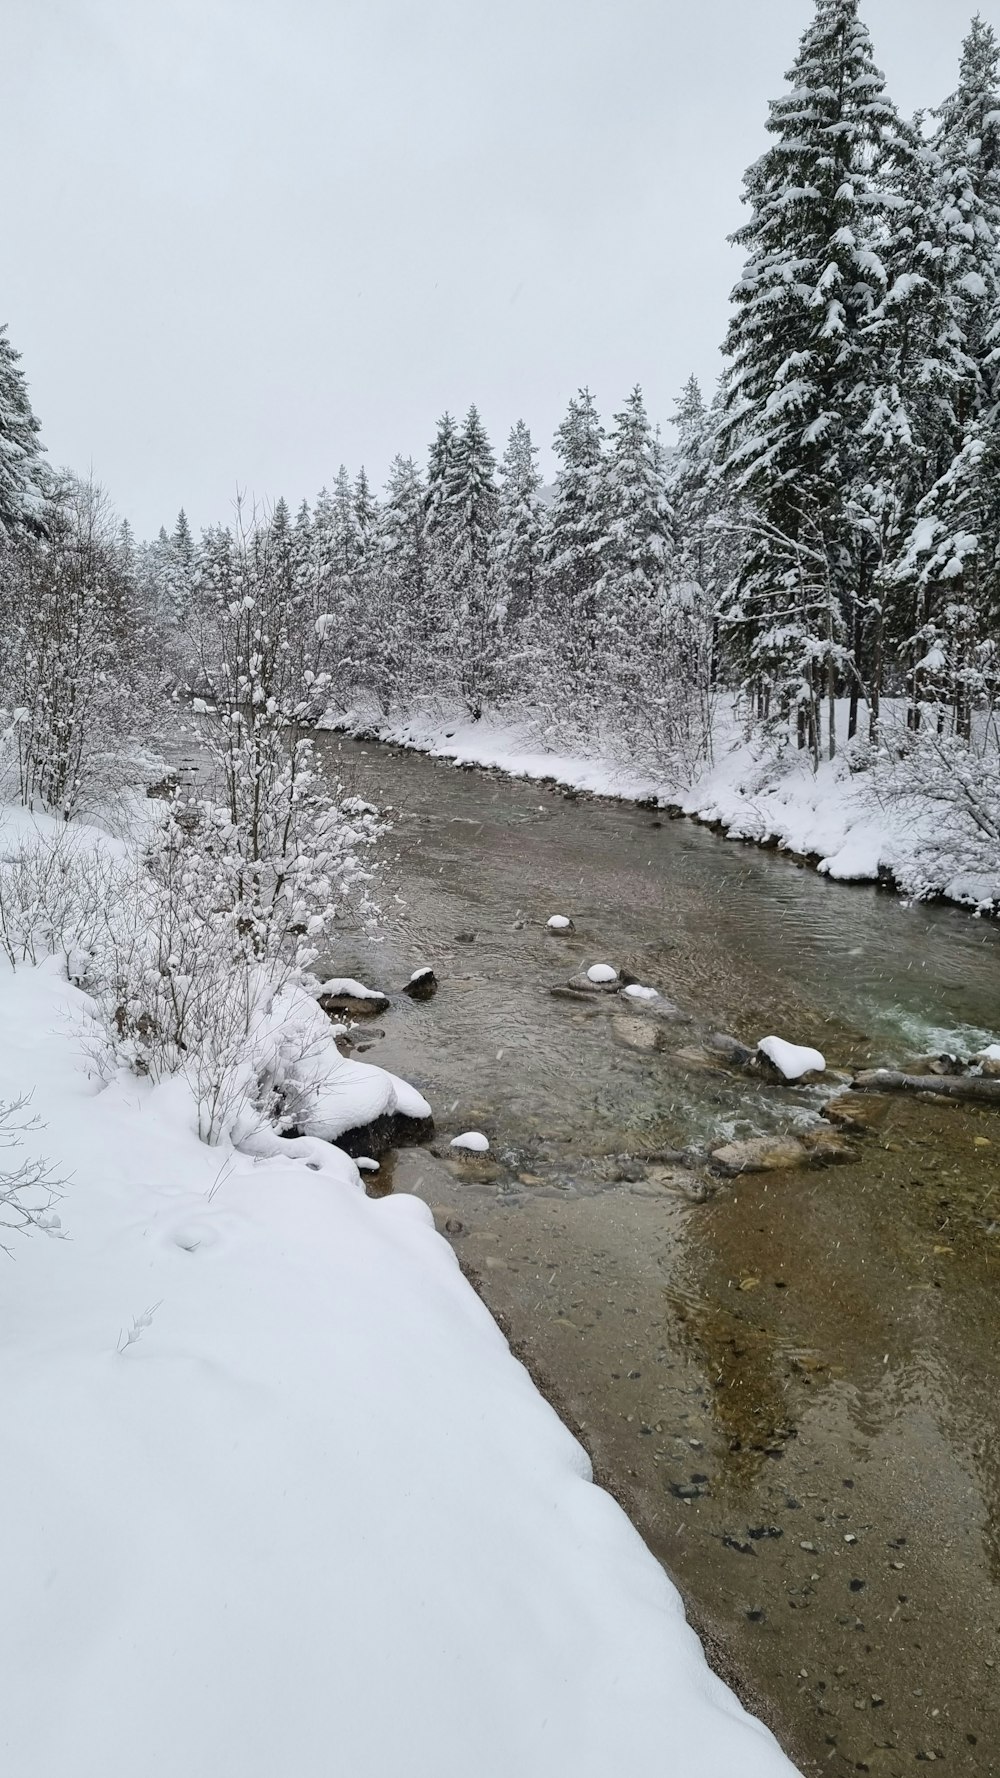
[0,805,798,1778]
[318,701,1000,915]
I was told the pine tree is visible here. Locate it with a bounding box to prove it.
[495,421,543,633]
[0,323,45,540]
[593,388,675,739]
[718,0,908,761]
[374,455,429,703]
[540,389,606,713]
[441,405,499,715]
[933,12,1000,411]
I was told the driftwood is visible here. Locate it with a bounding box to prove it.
[853,1069,1000,1105]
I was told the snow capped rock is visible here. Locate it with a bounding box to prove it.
[587,964,619,984]
[622,983,659,1001]
[757,1035,826,1081]
[450,1131,490,1153]
[547,915,573,931]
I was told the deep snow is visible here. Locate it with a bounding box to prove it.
[0,955,800,1777]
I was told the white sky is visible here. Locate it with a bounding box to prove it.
[2,0,990,537]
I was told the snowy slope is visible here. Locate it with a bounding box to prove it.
[0,959,799,1778]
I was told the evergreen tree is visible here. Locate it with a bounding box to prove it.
[541,388,606,698]
[495,421,543,633]
[442,405,499,714]
[0,322,45,539]
[718,0,908,760]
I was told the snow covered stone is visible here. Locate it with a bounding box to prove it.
[547,915,574,932]
[317,977,391,1019]
[976,1043,1000,1077]
[403,966,438,1002]
[450,1131,490,1153]
[622,983,659,1001]
[587,964,619,984]
[757,1035,826,1081]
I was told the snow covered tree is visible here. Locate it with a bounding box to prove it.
[494,420,542,636]
[718,0,909,760]
[0,478,156,816]
[373,455,430,705]
[0,323,44,541]
[438,405,499,715]
[539,388,607,725]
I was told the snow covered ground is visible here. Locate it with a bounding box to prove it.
[321,701,1000,913]
[0,903,799,1774]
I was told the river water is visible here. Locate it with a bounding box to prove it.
[316,732,1000,1778]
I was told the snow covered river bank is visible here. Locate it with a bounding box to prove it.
[315,732,1000,1778]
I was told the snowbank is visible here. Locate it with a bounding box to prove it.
[0,960,798,1778]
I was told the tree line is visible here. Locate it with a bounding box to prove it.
[3,0,1000,804]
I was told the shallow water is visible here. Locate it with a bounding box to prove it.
[317,734,1000,1777]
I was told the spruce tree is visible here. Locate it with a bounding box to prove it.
[718,0,907,759]
[0,322,45,539]
[495,421,543,631]
[541,389,606,708]
[443,405,499,714]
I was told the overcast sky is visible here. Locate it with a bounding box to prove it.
[2,0,990,538]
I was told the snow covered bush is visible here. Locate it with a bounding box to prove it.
[0,1094,63,1253]
[871,721,1000,901]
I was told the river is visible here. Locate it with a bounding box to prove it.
[315,731,1000,1778]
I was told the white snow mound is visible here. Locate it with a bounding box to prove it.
[758,1035,826,1081]
[450,1131,490,1153]
[623,984,659,1001]
[587,963,618,984]
[547,915,572,930]
[317,976,386,1000]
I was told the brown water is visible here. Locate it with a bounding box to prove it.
[317,733,1000,1777]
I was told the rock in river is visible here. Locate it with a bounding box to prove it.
[403,967,438,1001]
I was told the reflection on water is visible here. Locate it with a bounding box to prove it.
[316,735,1000,1776]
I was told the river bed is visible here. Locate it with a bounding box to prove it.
[316,732,1000,1777]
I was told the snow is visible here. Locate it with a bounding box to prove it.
[449,1129,490,1152]
[316,975,387,1000]
[256,985,429,1141]
[547,914,572,929]
[587,963,619,983]
[758,1035,827,1080]
[0,955,799,1777]
[623,983,660,1001]
[408,965,434,982]
[980,1043,1000,1061]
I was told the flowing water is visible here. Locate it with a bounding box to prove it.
[316,733,1000,1777]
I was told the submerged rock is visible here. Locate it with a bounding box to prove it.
[611,1014,666,1053]
[711,1136,809,1175]
[821,1092,891,1132]
[705,1032,755,1068]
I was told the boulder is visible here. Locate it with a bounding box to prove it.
[566,970,621,996]
[317,977,390,1019]
[403,967,438,1002]
[755,1036,827,1082]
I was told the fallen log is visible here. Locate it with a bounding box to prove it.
[852,1069,1000,1105]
